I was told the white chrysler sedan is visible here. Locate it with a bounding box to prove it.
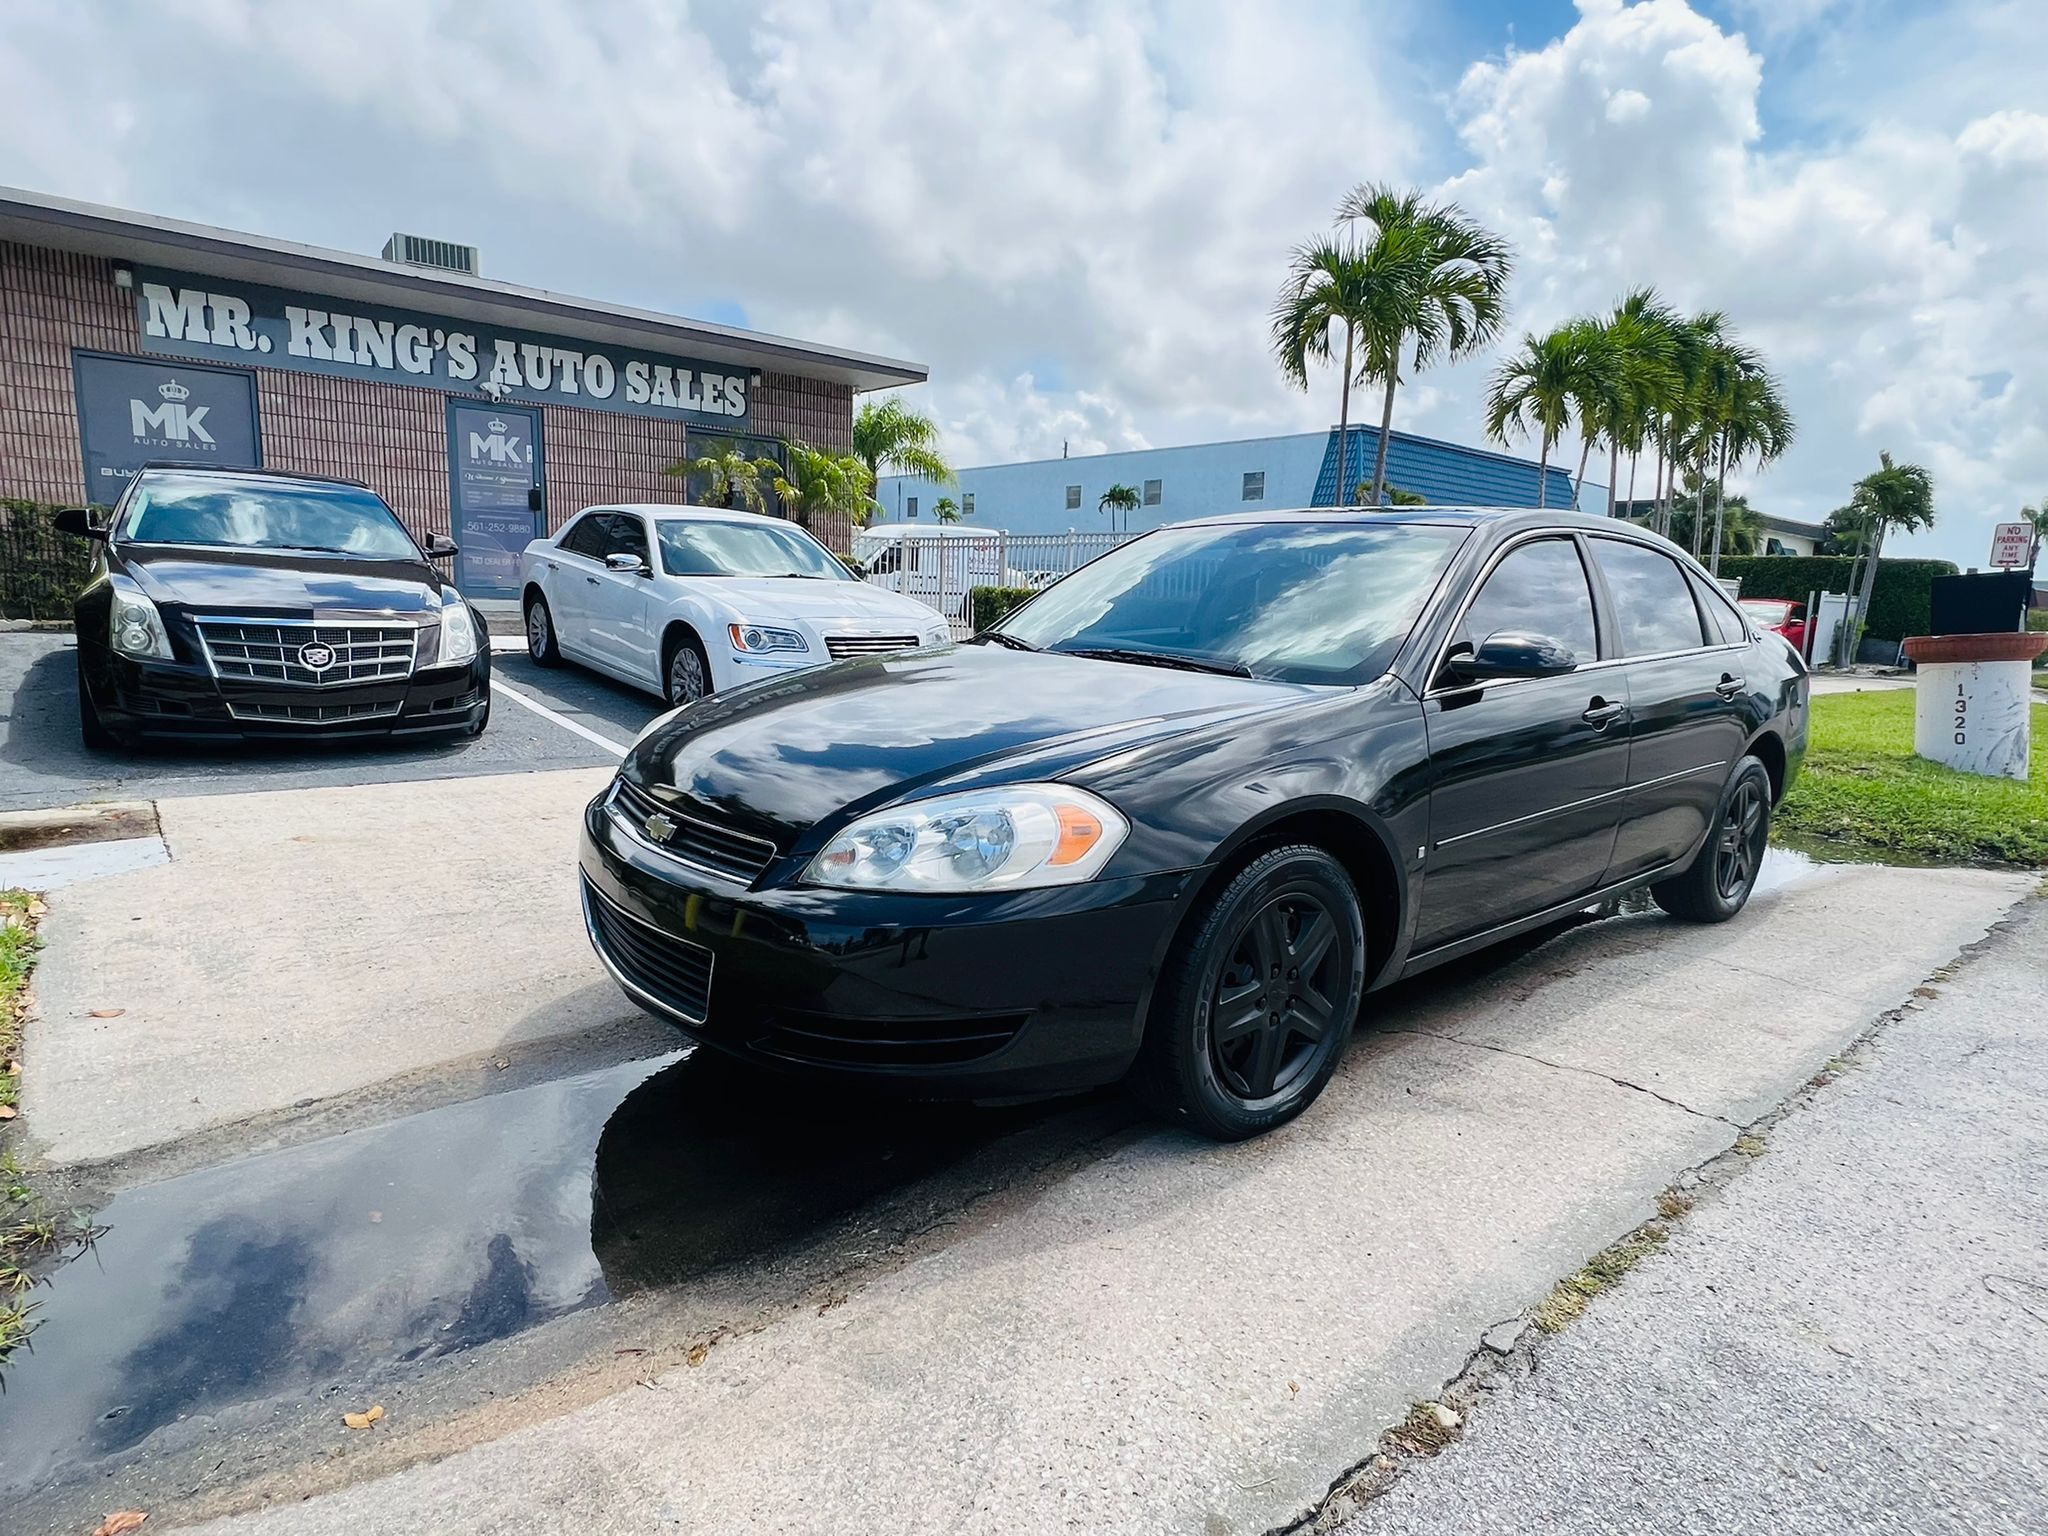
[518,505,952,704]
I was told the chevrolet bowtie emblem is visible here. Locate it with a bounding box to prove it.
[643,811,677,843]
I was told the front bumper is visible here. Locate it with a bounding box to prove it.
[579,785,1195,1096]
[83,645,491,741]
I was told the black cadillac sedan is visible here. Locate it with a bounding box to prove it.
[581,509,1808,1139]
[62,464,490,748]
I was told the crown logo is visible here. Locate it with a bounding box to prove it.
[487,417,508,434]
[158,379,191,402]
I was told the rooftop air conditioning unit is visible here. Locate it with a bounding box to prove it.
[380,233,480,276]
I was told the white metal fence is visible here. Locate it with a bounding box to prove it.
[852,529,1138,636]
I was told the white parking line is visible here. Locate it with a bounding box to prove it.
[488,676,629,757]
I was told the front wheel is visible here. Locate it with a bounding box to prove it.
[664,631,713,707]
[1133,845,1366,1141]
[1651,756,1773,923]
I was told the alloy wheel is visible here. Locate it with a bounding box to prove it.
[1716,779,1768,900]
[1207,891,1350,1103]
[526,602,549,658]
[670,646,707,704]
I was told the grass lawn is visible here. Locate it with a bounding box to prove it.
[1778,690,2048,866]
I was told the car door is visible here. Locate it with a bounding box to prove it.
[1413,534,1631,954]
[1587,536,1751,883]
[586,511,657,681]
[548,511,612,659]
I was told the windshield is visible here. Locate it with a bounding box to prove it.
[657,519,852,580]
[995,521,1467,685]
[1741,600,1794,620]
[120,474,422,559]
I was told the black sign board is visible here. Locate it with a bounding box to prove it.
[73,352,261,503]
[447,401,544,598]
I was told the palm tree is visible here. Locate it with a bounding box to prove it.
[2020,497,2048,567]
[1484,322,1610,508]
[666,437,782,514]
[853,397,955,521]
[934,496,960,524]
[1661,486,1764,558]
[1593,289,1680,518]
[1839,451,1936,665]
[1698,352,1793,573]
[770,441,870,530]
[1099,483,1141,533]
[1333,184,1514,507]
[1271,238,1411,514]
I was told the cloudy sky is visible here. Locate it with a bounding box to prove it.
[4,0,2044,564]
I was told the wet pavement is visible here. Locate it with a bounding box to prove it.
[0,1049,1079,1495]
[0,838,1925,1502]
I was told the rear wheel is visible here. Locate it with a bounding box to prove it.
[664,630,713,707]
[525,593,561,666]
[1651,756,1772,923]
[1133,845,1365,1140]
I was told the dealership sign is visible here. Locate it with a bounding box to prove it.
[73,353,261,496]
[133,267,751,427]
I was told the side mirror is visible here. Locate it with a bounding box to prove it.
[1444,630,1580,686]
[606,552,651,576]
[53,506,106,541]
[424,533,459,559]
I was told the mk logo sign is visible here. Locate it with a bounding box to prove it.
[468,431,527,464]
[129,398,215,444]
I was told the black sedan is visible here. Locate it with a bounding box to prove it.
[580,508,1808,1139]
[61,464,490,748]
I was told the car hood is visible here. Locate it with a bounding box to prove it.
[624,645,1311,849]
[692,576,938,627]
[117,543,447,616]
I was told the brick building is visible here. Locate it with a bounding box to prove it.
[0,187,924,597]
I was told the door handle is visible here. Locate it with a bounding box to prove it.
[586,575,601,586]
[1582,697,1626,728]
[1715,675,1745,699]
[546,560,558,571]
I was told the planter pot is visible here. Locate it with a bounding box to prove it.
[1900,632,2048,780]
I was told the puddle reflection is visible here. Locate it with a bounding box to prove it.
[0,1049,1046,1493]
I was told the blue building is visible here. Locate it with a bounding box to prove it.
[877,424,1606,536]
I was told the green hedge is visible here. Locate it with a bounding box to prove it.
[1716,555,1958,642]
[969,586,1036,631]
[1,500,98,621]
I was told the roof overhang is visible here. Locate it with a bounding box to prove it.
[0,185,927,392]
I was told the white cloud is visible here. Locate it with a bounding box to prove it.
[2,0,2046,561]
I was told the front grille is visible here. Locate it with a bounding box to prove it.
[824,634,920,660]
[757,1011,1028,1069]
[610,778,776,885]
[196,619,417,687]
[583,879,713,1024]
[227,698,403,725]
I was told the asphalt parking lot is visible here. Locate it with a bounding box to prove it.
[0,631,664,814]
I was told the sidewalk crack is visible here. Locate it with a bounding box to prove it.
[1388,1027,1737,1126]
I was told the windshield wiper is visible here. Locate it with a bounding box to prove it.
[968,631,1040,652]
[1053,646,1253,678]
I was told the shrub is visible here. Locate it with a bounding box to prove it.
[1716,554,1958,641]
[969,586,1036,631]
[0,501,98,621]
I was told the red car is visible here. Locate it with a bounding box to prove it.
[1739,598,1809,657]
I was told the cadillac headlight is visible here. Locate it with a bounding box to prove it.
[805,784,1128,893]
[439,591,479,665]
[728,623,808,654]
[108,575,173,660]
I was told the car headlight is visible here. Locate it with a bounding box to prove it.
[728,623,808,654]
[805,783,1128,892]
[108,575,173,660]
[439,590,479,665]
[923,623,951,645]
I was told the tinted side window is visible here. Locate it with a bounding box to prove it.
[1593,539,1709,656]
[1456,538,1599,665]
[560,514,608,557]
[605,514,649,563]
[1689,572,1748,645]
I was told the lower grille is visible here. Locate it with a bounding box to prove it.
[583,879,714,1024]
[824,634,920,660]
[197,619,417,687]
[227,698,403,725]
[757,1011,1027,1069]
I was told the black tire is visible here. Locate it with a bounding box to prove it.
[1132,844,1366,1141]
[78,664,124,751]
[468,697,491,738]
[1651,756,1773,923]
[663,628,713,707]
[525,592,561,666]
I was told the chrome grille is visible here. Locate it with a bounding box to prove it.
[610,778,777,884]
[196,618,417,687]
[227,698,404,725]
[583,878,713,1024]
[825,634,920,660]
